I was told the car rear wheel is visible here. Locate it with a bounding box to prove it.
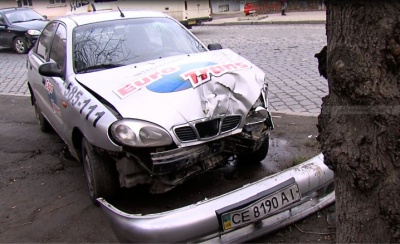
[238,136,270,163]
[14,37,28,54]
[82,137,119,205]
[34,100,51,132]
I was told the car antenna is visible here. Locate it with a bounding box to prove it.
[117,6,125,17]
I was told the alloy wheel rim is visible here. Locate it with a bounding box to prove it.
[15,40,25,53]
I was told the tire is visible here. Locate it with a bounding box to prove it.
[13,37,29,54]
[34,100,51,133]
[82,138,119,205]
[238,136,270,163]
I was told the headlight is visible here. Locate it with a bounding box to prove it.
[245,106,268,125]
[245,93,269,126]
[27,30,41,36]
[110,119,172,147]
[262,77,269,106]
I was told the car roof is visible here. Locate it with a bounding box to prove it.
[0,7,32,14]
[59,10,169,26]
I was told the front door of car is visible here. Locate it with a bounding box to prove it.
[28,22,67,137]
[28,22,58,125]
[0,13,17,48]
[43,23,68,138]
[0,13,7,46]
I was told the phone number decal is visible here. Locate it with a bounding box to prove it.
[64,83,105,128]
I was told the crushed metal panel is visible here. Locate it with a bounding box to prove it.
[98,153,334,243]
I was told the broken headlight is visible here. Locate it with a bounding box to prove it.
[110,119,172,147]
[244,80,273,134]
[245,97,268,126]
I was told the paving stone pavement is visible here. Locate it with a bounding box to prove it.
[0,48,27,96]
[192,24,328,115]
[0,23,328,115]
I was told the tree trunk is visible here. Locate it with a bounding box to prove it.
[318,0,400,242]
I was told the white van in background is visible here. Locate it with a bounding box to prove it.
[68,0,213,29]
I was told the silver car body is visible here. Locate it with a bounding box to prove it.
[27,10,334,242]
[28,10,273,194]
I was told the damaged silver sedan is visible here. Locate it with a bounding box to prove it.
[27,9,335,242]
[27,10,273,203]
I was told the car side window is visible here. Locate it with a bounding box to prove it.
[36,22,57,60]
[49,24,67,71]
[0,14,4,25]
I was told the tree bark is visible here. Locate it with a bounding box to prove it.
[318,0,400,242]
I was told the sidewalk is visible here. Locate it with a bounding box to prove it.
[206,10,326,25]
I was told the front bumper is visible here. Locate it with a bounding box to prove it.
[24,34,39,49]
[98,153,334,243]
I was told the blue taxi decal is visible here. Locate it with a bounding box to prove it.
[114,61,251,99]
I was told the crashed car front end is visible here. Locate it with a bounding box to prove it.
[73,49,274,194]
[113,112,273,193]
[106,77,274,194]
[98,154,334,243]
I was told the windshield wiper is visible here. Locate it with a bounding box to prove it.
[77,63,124,74]
[26,18,44,21]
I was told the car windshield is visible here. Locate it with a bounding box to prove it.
[73,17,207,74]
[5,9,45,24]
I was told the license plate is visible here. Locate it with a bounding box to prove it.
[216,178,301,231]
[249,10,256,13]
[188,20,196,25]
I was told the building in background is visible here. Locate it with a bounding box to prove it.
[0,0,213,28]
[0,0,325,19]
[210,0,325,14]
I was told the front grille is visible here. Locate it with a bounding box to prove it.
[221,115,241,132]
[174,115,242,142]
[174,126,196,141]
[195,118,220,138]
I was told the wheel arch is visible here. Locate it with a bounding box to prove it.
[27,82,35,105]
[72,127,84,162]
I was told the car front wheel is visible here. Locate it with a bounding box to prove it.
[82,137,119,204]
[14,37,28,54]
[238,136,270,163]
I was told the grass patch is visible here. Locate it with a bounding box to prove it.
[304,138,319,148]
[291,156,308,166]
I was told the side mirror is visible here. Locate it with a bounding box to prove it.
[207,43,222,50]
[39,62,63,78]
[43,15,48,20]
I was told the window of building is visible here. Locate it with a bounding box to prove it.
[49,0,66,4]
[17,0,33,6]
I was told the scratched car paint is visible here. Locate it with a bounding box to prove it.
[27,10,274,204]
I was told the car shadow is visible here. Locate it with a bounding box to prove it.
[0,47,15,54]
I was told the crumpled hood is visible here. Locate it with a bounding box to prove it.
[75,49,265,133]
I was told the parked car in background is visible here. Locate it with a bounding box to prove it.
[0,7,48,54]
[27,9,274,205]
[244,1,281,15]
[244,1,258,15]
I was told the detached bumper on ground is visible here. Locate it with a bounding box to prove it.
[97,153,334,243]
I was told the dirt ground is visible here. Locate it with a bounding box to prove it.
[0,94,335,243]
